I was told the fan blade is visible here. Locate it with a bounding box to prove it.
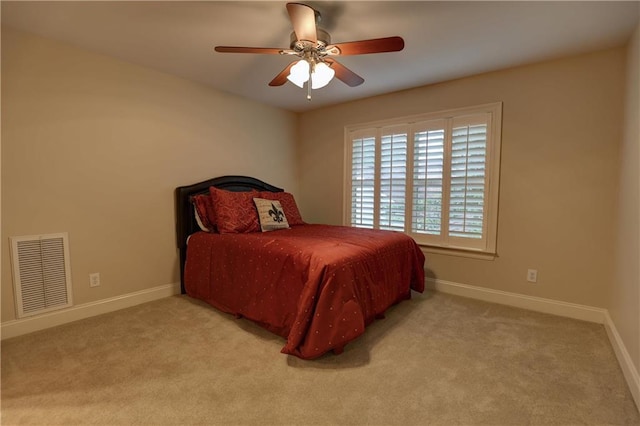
[325,58,364,87]
[269,62,297,86]
[215,46,284,54]
[326,36,404,56]
[286,3,317,43]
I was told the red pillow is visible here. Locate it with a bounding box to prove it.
[209,187,261,233]
[192,194,216,232]
[258,191,304,225]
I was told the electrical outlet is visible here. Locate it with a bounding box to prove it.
[527,269,538,283]
[89,272,101,287]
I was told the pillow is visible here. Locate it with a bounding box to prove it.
[194,208,209,232]
[191,194,215,232]
[253,198,290,232]
[258,191,304,225]
[209,187,261,233]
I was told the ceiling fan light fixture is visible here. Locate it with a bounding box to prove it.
[311,62,335,89]
[215,3,406,93]
[287,59,310,88]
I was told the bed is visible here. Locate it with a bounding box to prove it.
[175,176,425,359]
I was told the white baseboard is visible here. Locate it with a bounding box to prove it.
[427,278,639,412]
[1,282,181,340]
[604,311,640,411]
[426,278,606,323]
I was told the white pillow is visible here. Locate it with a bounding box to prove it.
[194,208,210,232]
[253,198,289,232]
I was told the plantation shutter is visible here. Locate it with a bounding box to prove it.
[350,130,376,228]
[346,103,501,254]
[410,119,446,244]
[448,113,490,249]
[379,126,408,231]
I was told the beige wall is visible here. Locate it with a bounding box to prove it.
[612,23,640,376]
[298,48,625,308]
[1,28,298,322]
[2,25,635,361]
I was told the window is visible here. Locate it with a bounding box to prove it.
[345,103,502,255]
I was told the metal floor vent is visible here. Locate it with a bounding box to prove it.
[10,233,73,318]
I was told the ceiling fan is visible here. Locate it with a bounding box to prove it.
[214,2,405,100]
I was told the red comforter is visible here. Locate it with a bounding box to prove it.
[184,224,425,359]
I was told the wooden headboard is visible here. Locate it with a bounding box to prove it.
[174,175,284,293]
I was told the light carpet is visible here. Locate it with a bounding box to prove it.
[2,291,639,425]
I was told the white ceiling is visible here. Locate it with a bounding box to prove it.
[2,1,639,112]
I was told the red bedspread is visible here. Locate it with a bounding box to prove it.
[184,224,425,359]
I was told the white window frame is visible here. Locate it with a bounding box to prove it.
[344,102,502,257]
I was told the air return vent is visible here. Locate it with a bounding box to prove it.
[10,233,73,318]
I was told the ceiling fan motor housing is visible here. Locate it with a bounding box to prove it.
[290,28,331,52]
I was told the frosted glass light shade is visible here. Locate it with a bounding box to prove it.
[311,62,335,89]
[287,60,310,88]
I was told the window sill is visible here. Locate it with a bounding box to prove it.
[419,245,497,261]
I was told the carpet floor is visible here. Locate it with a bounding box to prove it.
[1,291,639,425]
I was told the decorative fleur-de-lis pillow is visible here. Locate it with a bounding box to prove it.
[253,198,290,232]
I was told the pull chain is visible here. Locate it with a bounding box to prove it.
[307,65,312,100]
